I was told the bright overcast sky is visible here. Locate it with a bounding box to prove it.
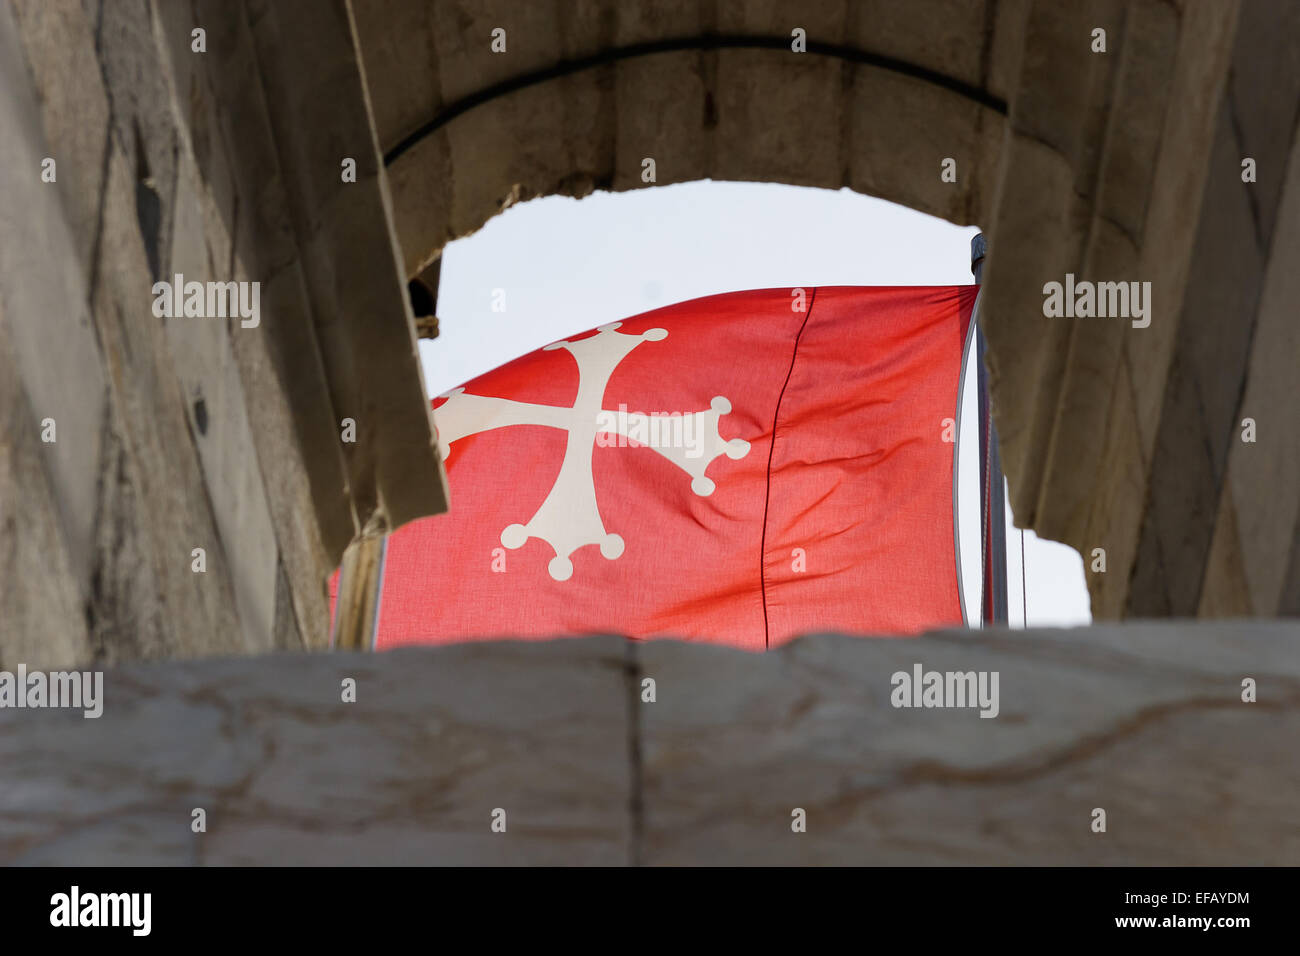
[422,180,1091,629]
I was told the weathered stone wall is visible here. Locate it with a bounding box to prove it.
[359,0,1015,278]
[0,0,446,668]
[983,0,1300,622]
[2,625,1295,865]
[2,0,1297,669]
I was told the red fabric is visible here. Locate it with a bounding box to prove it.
[332,286,975,651]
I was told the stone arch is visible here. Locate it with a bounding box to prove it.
[354,4,1013,277]
[355,0,1300,622]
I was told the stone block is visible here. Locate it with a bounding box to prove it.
[639,625,1300,864]
[166,149,281,650]
[1202,117,1300,615]
[0,326,92,669]
[429,0,562,104]
[715,49,843,190]
[0,639,633,865]
[10,0,110,286]
[0,0,107,585]
[614,52,708,191]
[846,0,989,90]
[249,0,448,534]
[352,0,444,153]
[388,130,453,273]
[86,138,246,661]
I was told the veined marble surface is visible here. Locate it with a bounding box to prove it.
[1,623,1296,865]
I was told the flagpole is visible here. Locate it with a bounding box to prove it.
[972,234,1008,626]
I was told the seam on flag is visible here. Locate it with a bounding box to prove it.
[758,287,817,650]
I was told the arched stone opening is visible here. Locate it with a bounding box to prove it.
[355,0,1300,622]
[355,7,1009,277]
[3,0,1296,669]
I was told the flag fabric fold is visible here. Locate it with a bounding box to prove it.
[335,285,976,651]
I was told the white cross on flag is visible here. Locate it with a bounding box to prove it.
[336,285,976,650]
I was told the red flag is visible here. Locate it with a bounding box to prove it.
[336,286,976,650]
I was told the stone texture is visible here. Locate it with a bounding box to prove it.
[713,49,844,189]
[351,0,443,157]
[86,135,249,662]
[1200,110,1300,617]
[1086,351,1147,619]
[641,623,1300,864]
[0,323,92,669]
[365,0,1005,267]
[612,52,707,192]
[184,4,361,563]
[9,0,110,289]
[848,69,990,227]
[0,0,107,583]
[0,638,633,865]
[165,149,280,650]
[1127,94,1271,617]
[1,0,459,666]
[846,0,989,91]
[247,0,447,534]
[0,627,1295,865]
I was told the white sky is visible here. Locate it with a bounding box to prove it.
[420,180,1091,629]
